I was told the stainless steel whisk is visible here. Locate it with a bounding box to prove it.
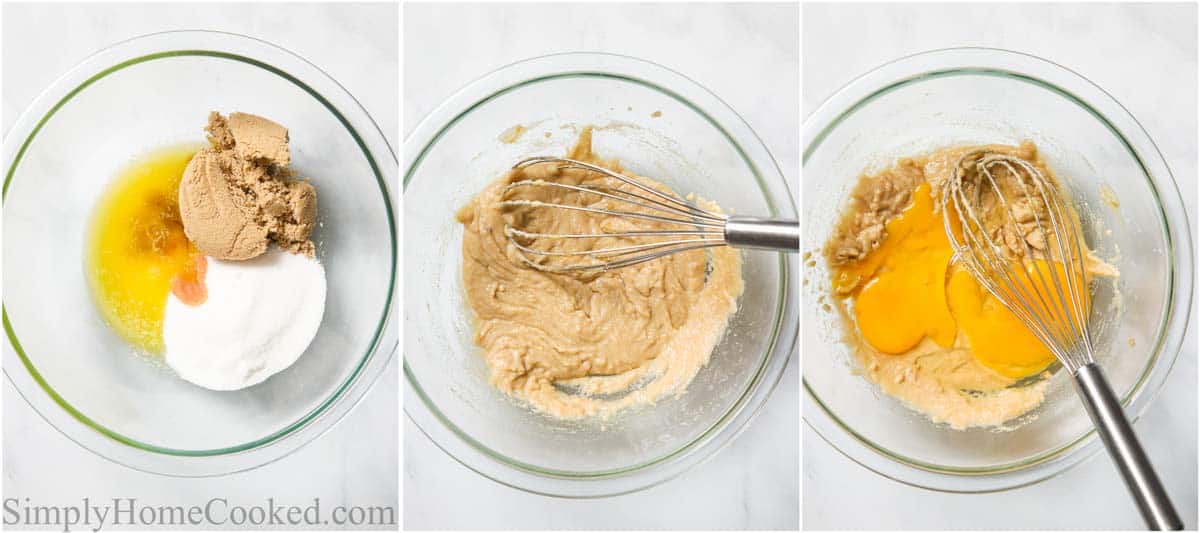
[500,157,799,272]
[943,151,1181,531]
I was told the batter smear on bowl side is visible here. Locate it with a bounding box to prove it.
[824,142,1116,429]
[455,127,745,419]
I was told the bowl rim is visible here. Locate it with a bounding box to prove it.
[403,51,798,498]
[2,29,399,476]
[802,46,1194,492]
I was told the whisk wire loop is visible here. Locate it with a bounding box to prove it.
[506,233,724,259]
[987,158,1078,351]
[502,179,726,225]
[513,157,727,222]
[499,199,727,230]
[950,190,1068,361]
[505,227,719,240]
[944,151,1094,372]
[502,157,733,272]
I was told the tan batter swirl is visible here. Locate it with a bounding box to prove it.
[456,128,744,419]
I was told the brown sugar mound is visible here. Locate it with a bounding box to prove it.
[179,112,317,260]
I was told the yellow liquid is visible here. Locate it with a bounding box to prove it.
[834,183,1078,379]
[85,145,201,354]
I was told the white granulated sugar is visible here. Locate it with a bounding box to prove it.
[164,250,326,391]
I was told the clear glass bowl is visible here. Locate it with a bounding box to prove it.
[404,52,798,497]
[803,47,1193,491]
[2,31,398,476]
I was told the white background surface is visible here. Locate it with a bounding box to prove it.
[403,3,799,530]
[803,3,1198,530]
[2,3,398,529]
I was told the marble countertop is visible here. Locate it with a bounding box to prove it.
[402,3,799,530]
[802,3,1197,529]
[2,3,398,528]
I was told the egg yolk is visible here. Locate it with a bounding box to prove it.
[835,183,1084,378]
[86,145,205,354]
[838,183,956,353]
[948,259,1089,378]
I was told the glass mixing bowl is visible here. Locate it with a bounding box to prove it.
[404,53,798,497]
[803,48,1193,491]
[2,31,398,476]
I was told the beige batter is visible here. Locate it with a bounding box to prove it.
[826,143,1114,430]
[456,128,744,419]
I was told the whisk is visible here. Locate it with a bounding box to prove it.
[499,157,799,272]
[943,150,1181,530]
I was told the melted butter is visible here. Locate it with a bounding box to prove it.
[834,182,1082,378]
[85,145,204,354]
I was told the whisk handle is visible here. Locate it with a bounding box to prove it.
[724,217,799,251]
[1074,363,1182,530]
